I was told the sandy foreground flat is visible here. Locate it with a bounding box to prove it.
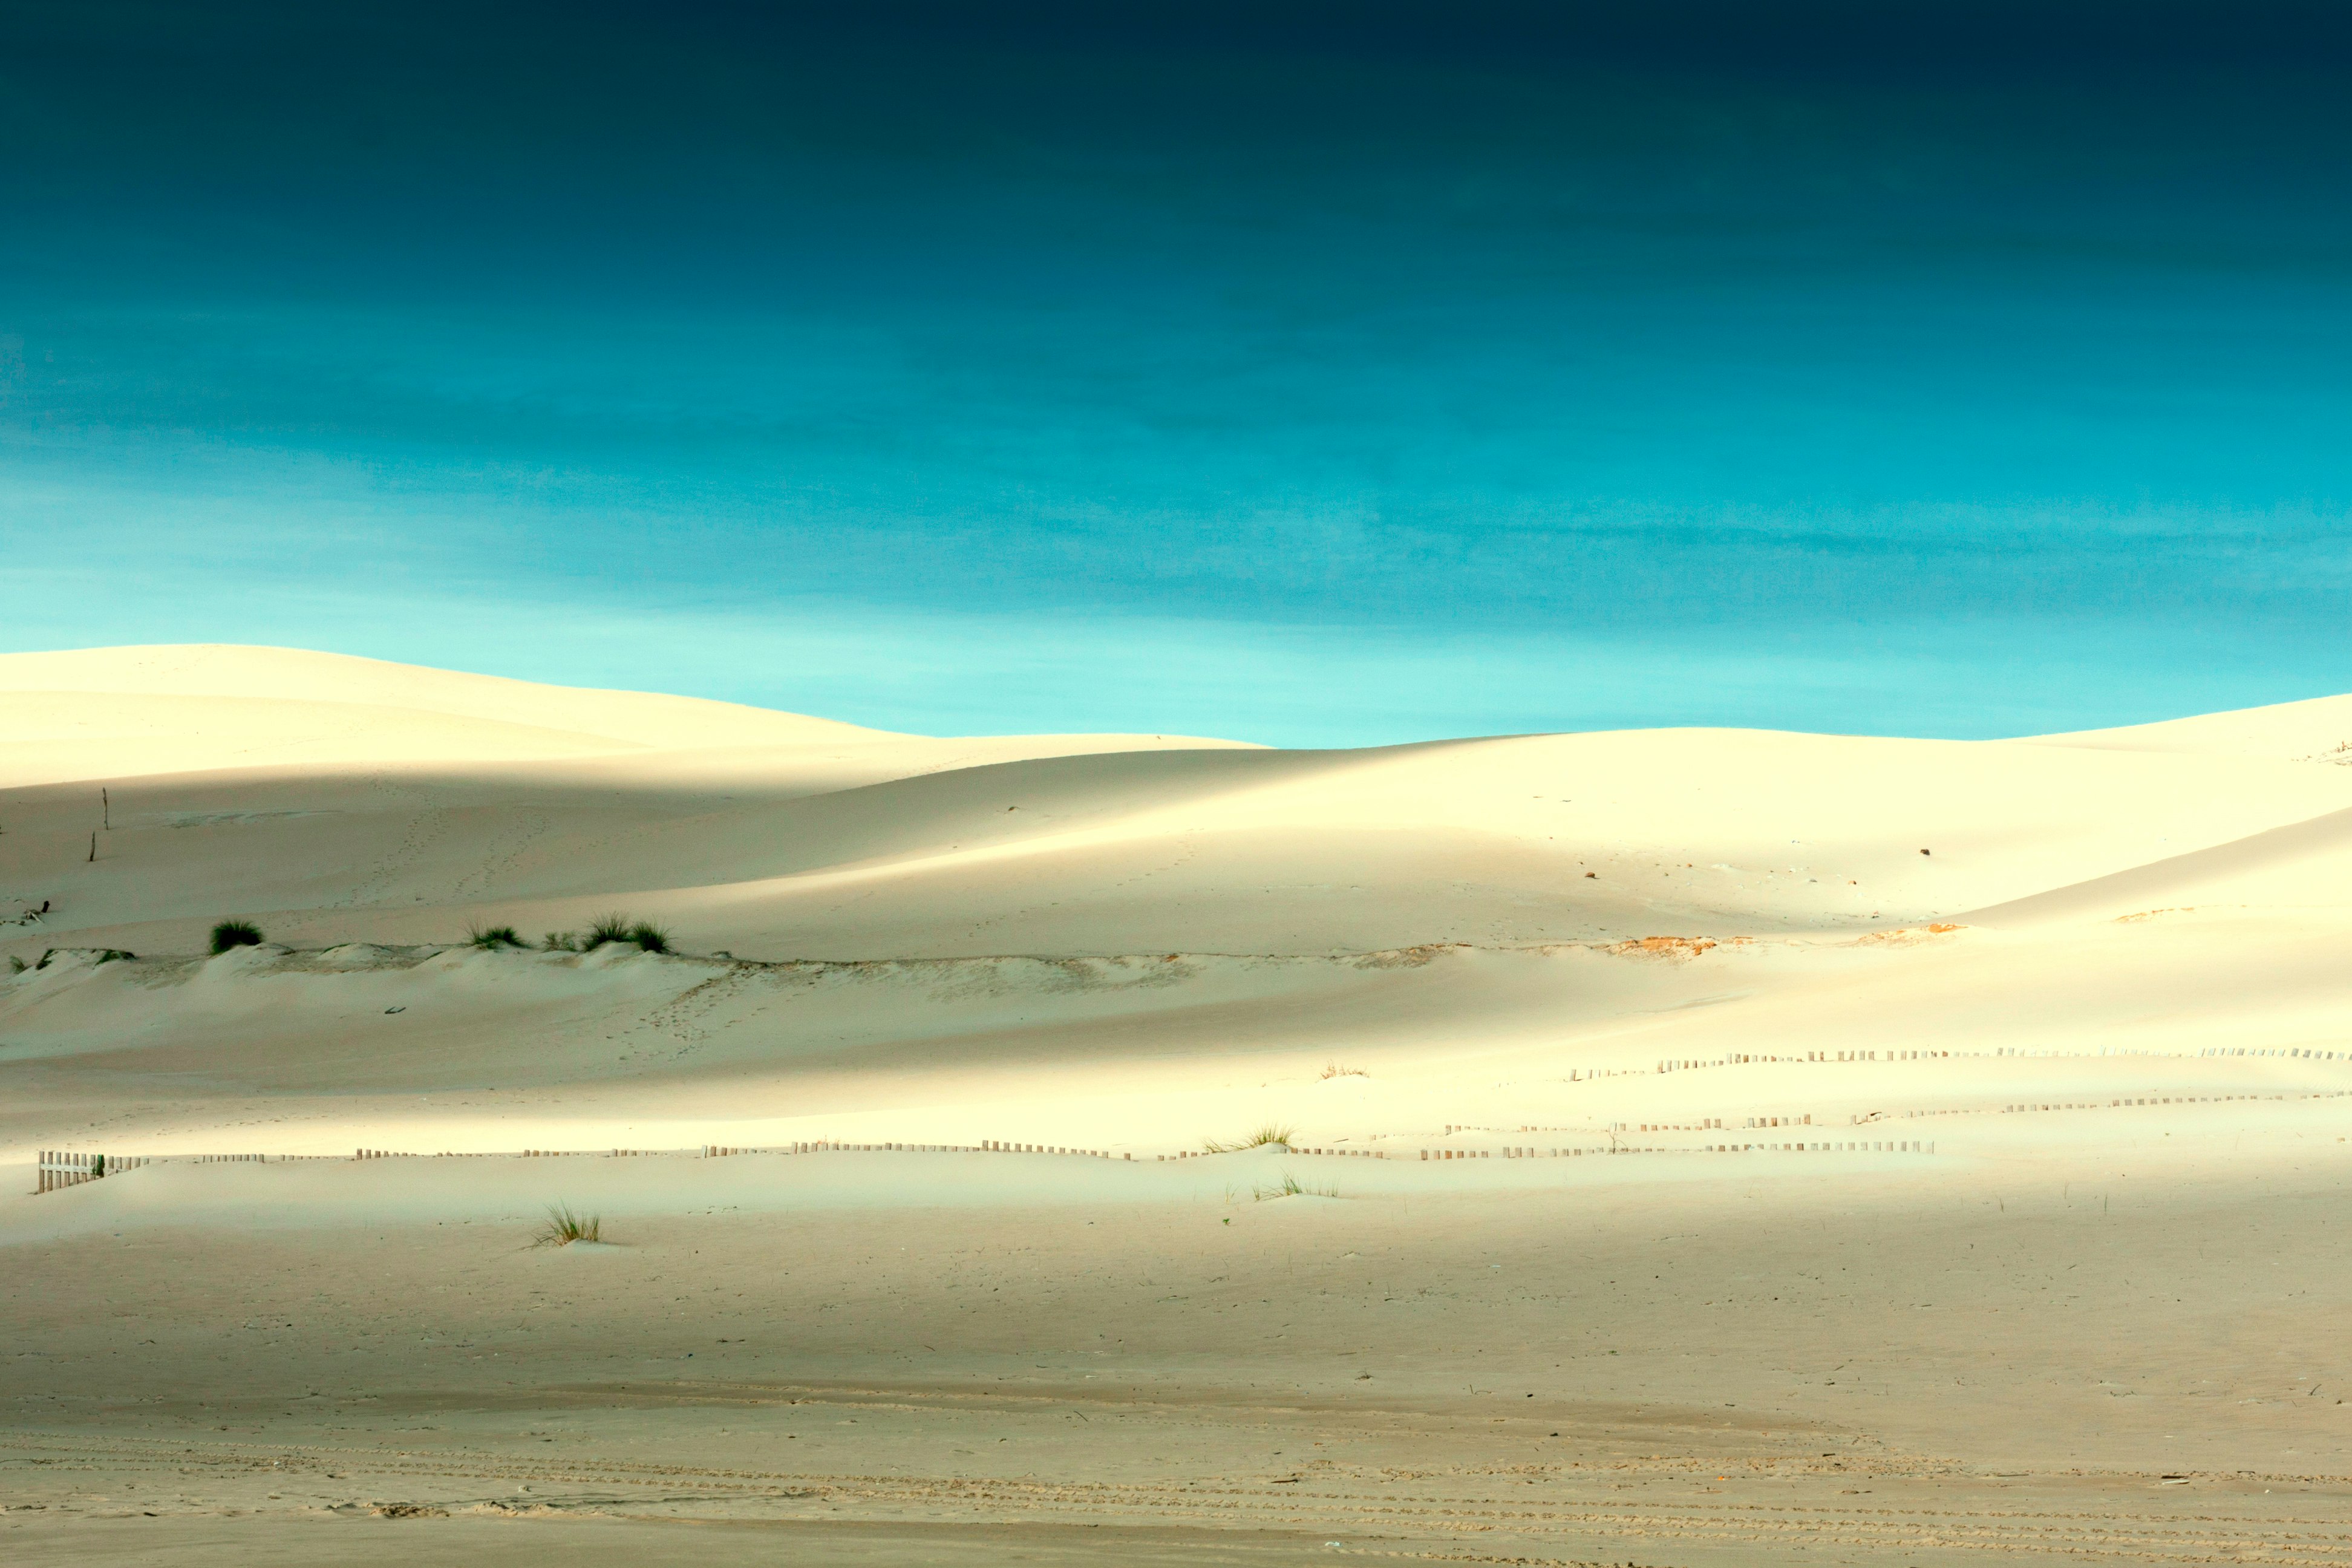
[3,645,2350,1566]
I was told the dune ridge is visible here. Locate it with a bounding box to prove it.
[7,645,2350,1152]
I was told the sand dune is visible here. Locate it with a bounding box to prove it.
[0,642,898,763]
[7,650,2348,966]
[5,647,2350,1565]
[2030,688,2352,761]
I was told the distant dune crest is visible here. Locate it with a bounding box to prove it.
[2026,690,2352,760]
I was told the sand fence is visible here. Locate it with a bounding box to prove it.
[28,1139,1124,1194]
[28,1134,1950,1195]
[35,1150,151,1194]
[34,1079,2350,1192]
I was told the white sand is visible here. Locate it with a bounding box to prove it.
[4,644,2349,1564]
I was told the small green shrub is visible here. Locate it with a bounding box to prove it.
[7,955,24,975]
[542,931,578,952]
[467,924,522,950]
[535,1204,601,1246]
[626,920,670,954]
[94,949,134,965]
[210,920,264,955]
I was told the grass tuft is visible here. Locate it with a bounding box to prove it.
[542,930,579,952]
[467,923,523,950]
[7,955,24,975]
[583,912,636,949]
[1252,1170,1337,1201]
[581,912,670,953]
[209,919,264,955]
[1202,1122,1296,1154]
[1320,1062,1368,1079]
[535,1204,602,1246]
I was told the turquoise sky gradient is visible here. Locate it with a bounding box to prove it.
[3,3,2348,742]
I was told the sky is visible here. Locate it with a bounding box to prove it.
[2,1,2348,744]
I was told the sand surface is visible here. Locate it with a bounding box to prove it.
[4,645,2350,1564]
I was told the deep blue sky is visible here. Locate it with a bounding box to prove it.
[3,2,2348,742]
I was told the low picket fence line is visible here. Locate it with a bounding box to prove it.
[1161,1146,1391,1161]
[36,1150,152,1194]
[73,1093,2352,1192]
[1414,1139,1933,1159]
[1655,1045,2348,1076]
[30,1134,1942,1193]
[29,1138,1132,1193]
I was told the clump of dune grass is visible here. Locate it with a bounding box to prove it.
[583,912,636,949]
[467,923,522,950]
[209,919,264,955]
[1320,1062,1368,1079]
[1252,1171,1336,1201]
[580,912,670,953]
[535,1204,602,1246]
[542,930,580,952]
[7,955,25,975]
[1202,1122,1296,1154]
